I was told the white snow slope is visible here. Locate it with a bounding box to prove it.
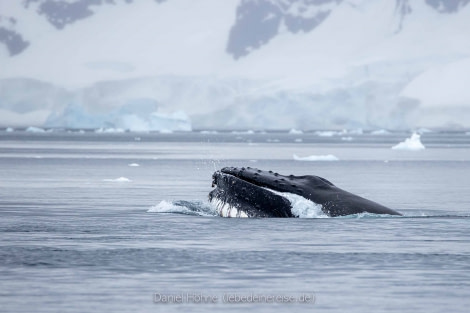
[1,0,470,130]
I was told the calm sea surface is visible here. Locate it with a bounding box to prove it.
[1,130,469,312]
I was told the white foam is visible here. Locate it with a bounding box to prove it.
[293,154,339,161]
[148,200,188,213]
[337,212,400,219]
[102,177,132,182]
[392,133,425,151]
[148,200,217,216]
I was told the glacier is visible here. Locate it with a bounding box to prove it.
[1,0,470,131]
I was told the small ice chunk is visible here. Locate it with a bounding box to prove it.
[6,127,14,132]
[392,133,425,151]
[293,154,339,161]
[95,128,125,133]
[289,128,303,134]
[103,177,132,182]
[231,130,255,134]
[26,126,46,133]
[128,163,140,167]
[348,128,363,135]
[371,129,390,135]
[315,130,337,137]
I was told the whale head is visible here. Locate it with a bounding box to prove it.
[209,167,402,217]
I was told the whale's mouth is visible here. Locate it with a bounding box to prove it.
[209,169,295,218]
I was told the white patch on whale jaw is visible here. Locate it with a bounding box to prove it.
[279,192,328,218]
[209,198,249,218]
[266,188,329,218]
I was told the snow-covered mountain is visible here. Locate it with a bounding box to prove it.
[1,0,470,131]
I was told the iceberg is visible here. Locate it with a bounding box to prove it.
[26,126,46,133]
[44,99,191,132]
[392,133,425,151]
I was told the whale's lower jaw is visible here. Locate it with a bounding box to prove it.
[209,198,250,218]
[209,170,295,218]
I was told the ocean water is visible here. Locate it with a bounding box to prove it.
[1,129,469,312]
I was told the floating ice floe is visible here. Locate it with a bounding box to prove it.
[95,128,126,133]
[371,129,390,135]
[315,130,337,137]
[103,177,132,182]
[231,130,255,134]
[26,126,46,133]
[392,133,425,151]
[293,154,339,161]
[289,128,303,134]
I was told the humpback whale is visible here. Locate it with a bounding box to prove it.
[209,167,402,218]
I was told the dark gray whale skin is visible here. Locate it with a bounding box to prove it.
[209,167,402,217]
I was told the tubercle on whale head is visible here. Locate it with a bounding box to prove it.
[219,166,305,194]
[211,170,230,188]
